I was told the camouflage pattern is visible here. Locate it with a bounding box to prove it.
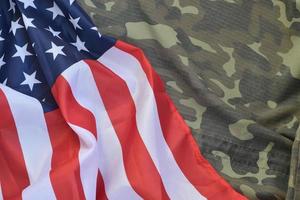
[77,0,300,199]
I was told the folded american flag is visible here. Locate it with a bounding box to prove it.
[0,0,246,199]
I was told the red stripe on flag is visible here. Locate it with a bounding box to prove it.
[96,170,108,200]
[86,59,170,200]
[45,110,86,200]
[0,89,30,200]
[52,76,97,139]
[115,41,246,200]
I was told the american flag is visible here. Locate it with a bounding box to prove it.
[0,0,246,199]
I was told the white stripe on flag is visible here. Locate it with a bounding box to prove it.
[68,123,98,200]
[0,183,3,200]
[61,61,142,200]
[98,47,207,200]
[0,85,56,200]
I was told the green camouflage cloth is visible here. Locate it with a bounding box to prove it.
[78,0,300,199]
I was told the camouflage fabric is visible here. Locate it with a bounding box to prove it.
[77,0,300,199]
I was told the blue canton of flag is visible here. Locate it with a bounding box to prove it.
[0,0,114,112]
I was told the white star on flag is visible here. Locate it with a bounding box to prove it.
[45,26,61,38]
[46,42,66,60]
[13,44,33,63]
[2,78,7,85]
[71,36,88,52]
[91,26,102,38]
[0,54,5,70]
[21,71,41,91]
[9,18,24,35]
[69,15,82,30]
[46,2,64,20]
[91,27,97,31]
[17,0,36,9]
[0,30,4,41]
[8,0,16,13]
[70,0,75,5]
[22,14,36,29]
